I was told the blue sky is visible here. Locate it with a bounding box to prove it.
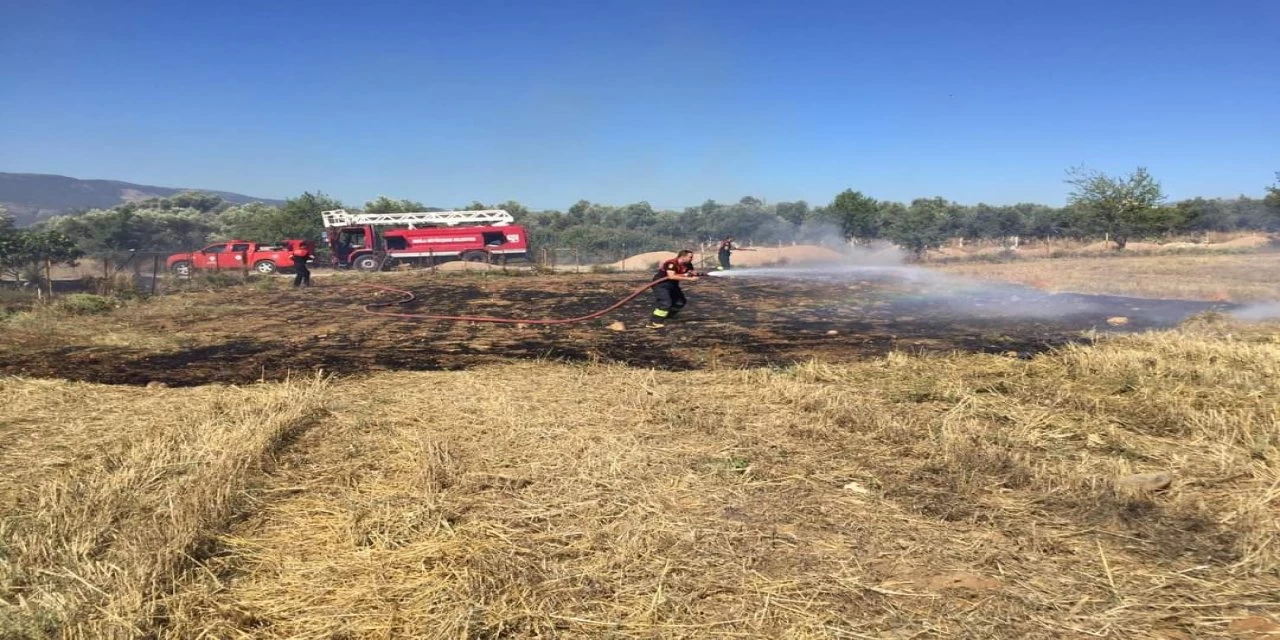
[2,0,1277,210]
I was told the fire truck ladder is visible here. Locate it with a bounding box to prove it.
[321,209,514,229]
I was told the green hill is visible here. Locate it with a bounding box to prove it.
[0,172,282,225]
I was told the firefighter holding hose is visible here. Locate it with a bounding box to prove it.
[649,249,699,328]
[716,236,754,271]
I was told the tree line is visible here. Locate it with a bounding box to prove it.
[2,167,1278,280]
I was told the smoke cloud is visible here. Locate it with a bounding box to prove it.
[706,257,1226,326]
[1232,302,1280,321]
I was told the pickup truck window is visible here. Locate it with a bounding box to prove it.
[203,245,228,254]
[230,243,251,252]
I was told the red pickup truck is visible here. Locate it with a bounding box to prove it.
[167,240,310,276]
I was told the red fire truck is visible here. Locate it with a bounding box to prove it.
[166,240,312,276]
[322,209,529,271]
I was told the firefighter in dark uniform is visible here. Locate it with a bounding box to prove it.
[717,237,735,271]
[717,236,755,270]
[650,249,698,328]
[291,241,313,288]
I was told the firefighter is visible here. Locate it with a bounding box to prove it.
[717,236,749,270]
[336,237,353,267]
[290,241,313,287]
[649,249,698,328]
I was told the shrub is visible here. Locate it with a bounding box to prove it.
[169,271,257,291]
[56,293,119,315]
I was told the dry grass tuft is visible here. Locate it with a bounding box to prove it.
[2,298,197,351]
[0,376,330,638]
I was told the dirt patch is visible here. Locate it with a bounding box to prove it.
[433,261,529,272]
[1159,241,1203,251]
[744,245,845,266]
[1215,235,1273,249]
[921,573,1004,592]
[1228,616,1280,637]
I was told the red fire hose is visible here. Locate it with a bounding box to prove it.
[363,277,679,324]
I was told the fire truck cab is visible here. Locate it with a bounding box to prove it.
[322,209,530,271]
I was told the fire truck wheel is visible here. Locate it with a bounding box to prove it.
[171,261,193,277]
[354,255,382,272]
[254,260,277,275]
[461,251,489,263]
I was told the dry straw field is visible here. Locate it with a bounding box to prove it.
[937,251,1280,303]
[1,250,1279,639]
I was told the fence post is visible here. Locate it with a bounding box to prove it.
[151,254,160,296]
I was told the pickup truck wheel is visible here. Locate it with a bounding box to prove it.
[461,251,489,263]
[170,261,193,277]
[354,255,382,272]
[253,260,277,275]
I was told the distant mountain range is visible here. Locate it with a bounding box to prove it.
[0,172,283,225]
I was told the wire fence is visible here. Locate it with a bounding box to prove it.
[4,251,277,298]
[4,240,787,300]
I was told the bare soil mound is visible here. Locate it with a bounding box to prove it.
[769,244,845,264]
[1215,235,1271,249]
[435,261,503,272]
[610,245,844,271]
[1158,241,1202,251]
[607,251,681,271]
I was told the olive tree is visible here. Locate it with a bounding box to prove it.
[1065,166,1166,249]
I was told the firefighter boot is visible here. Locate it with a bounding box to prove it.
[649,307,669,328]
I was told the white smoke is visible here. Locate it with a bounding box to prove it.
[704,259,1224,324]
[840,239,909,266]
[1232,302,1280,321]
[707,239,914,282]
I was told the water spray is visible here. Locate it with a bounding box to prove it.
[706,265,928,280]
